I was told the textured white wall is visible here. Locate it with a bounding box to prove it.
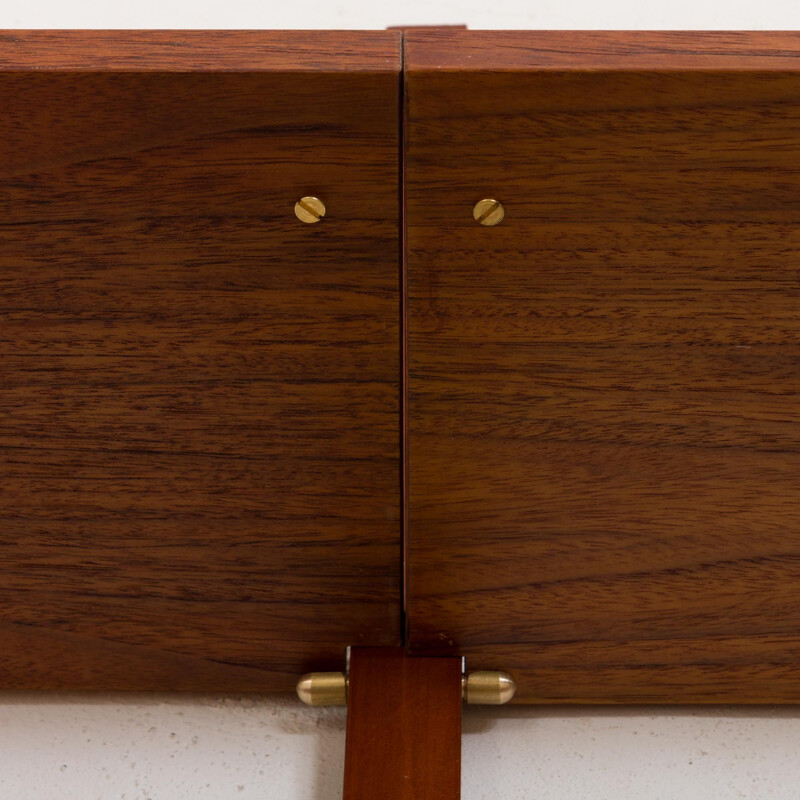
[2,2,800,797]
[1,695,800,799]
[0,694,345,799]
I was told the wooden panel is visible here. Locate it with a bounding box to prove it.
[405,30,800,70]
[0,31,402,690]
[0,30,401,71]
[343,648,462,800]
[405,30,800,702]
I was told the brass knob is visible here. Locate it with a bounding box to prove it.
[296,671,347,706]
[463,670,516,705]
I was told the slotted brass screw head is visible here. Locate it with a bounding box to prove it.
[295,196,326,223]
[472,198,505,226]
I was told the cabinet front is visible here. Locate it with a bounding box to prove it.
[405,30,800,702]
[0,31,402,690]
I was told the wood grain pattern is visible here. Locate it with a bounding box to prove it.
[343,648,462,800]
[0,31,402,690]
[0,30,400,71]
[405,31,800,702]
[405,30,800,70]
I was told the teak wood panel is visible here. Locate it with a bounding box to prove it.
[0,31,402,690]
[0,30,401,71]
[405,31,800,702]
[343,648,462,800]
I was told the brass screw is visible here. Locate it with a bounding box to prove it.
[295,196,326,224]
[473,198,504,226]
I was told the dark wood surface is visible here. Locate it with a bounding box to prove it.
[343,648,462,800]
[405,31,800,702]
[0,31,402,690]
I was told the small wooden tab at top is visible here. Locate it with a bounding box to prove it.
[343,648,462,800]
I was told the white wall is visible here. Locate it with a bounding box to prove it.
[5,0,800,29]
[2,2,800,797]
[1,695,800,799]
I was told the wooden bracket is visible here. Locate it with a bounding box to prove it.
[343,647,462,800]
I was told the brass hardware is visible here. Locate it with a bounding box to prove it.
[296,671,347,706]
[463,670,516,705]
[472,198,504,226]
[297,665,515,707]
[294,196,326,223]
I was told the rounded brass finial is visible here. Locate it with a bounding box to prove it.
[472,198,504,226]
[296,672,347,706]
[295,196,326,224]
[464,670,517,705]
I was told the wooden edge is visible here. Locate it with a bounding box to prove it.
[0,30,402,71]
[401,28,410,644]
[344,648,462,800]
[404,30,800,71]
